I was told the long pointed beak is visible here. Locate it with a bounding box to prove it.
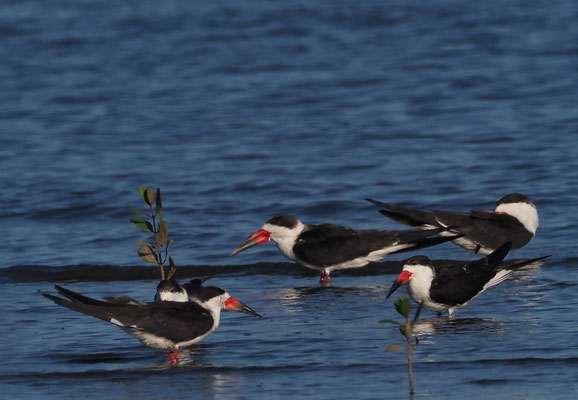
[230,229,271,256]
[225,297,262,319]
[386,270,412,299]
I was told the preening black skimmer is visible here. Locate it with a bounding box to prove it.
[43,282,261,363]
[154,278,211,303]
[367,193,539,255]
[230,215,460,283]
[386,241,550,315]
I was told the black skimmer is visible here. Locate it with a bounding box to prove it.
[154,278,192,302]
[367,193,539,255]
[43,282,261,363]
[385,241,550,316]
[230,215,460,283]
[154,278,224,305]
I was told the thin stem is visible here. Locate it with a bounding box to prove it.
[149,204,165,280]
[407,318,414,395]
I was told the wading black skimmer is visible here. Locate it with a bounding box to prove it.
[43,282,261,363]
[386,241,550,315]
[367,193,539,255]
[230,215,460,284]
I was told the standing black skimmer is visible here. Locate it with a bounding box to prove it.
[367,193,539,255]
[43,282,261,363]
[230,215,460,284]
[385,241,550,316]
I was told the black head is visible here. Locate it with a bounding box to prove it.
[156,279,184,294]
[265,215,300,229]
[185,280,226,303]
[155,279,188,302]
[405,255,432,266]
[497,193,533,206]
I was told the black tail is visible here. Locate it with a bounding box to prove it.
[485,241,513,267]
[504,254,552,271]
[390,233,463,255]
[367,198,439,228]
[53,285,112,307]
[42,286,113,322]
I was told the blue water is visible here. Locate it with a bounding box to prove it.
[1,0,577,398]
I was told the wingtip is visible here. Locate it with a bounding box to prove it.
[487,241,513,266]
[366,198,390,208]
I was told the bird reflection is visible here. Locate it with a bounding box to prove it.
[411,316,509,336]
[144,345,210,370]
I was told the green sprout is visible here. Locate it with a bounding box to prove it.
[130,185,176,280]
[382,296,423,395]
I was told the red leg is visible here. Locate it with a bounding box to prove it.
[325,273,331,284]
[319,272,325,283]
[169,348,180,364]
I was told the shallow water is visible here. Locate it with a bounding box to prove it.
[1,0,577,399]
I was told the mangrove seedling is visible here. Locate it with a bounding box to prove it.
[130,185,176,280]
[382,296,423,395]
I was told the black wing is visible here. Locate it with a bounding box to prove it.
[102,296,147,305]
[43,286,214,344]
[293,224,393,267]
[122,302,215,344]
[428,242,511,305]
[293,224,449,267]
[435,209,532,251]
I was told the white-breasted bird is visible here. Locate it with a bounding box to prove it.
[367,193,539,255]
[43,282,261,363]
[386,241,550,315]
[230,215,459,283]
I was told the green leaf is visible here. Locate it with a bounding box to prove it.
[379,319,402,326]
[157,218,168,246]
[395,297,411,318]
[169,256,176,267]
[138,186,148,203]
[139,186,153,206]
[130,217,154,232]
[136,241,153,247]
[155,188,162,214]
[399,325,410,339]
[145,187,154,206]
[386,344,405,352]
[166,239,174,250]
[138,245,158,264]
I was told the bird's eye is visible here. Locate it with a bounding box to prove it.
[170,289,179,293]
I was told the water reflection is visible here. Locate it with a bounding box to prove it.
[275,284,387,314]
[412,316,509,336]
[143,345,210,370]
[278,284,386,299]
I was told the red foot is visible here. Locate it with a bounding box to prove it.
[169,348,180,364]
[319,273,331,284]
